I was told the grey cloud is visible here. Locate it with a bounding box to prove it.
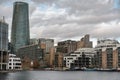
[39,21,120,40]
[31,0,56,5]
[1,0,120,43]
[30,11,120,28]
[38,23,95,39]
[91,23,120,38]
[0,0,9,4]
[0,5,12,24]
[30,0,119,26]
[29,0,120,41]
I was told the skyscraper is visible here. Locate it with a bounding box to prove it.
[0,19,8,51]
[0,18,8,70]
[11,2,30,54]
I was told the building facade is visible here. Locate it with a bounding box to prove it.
[0,20,8,70]
[57,40,77,53]
[30,38,54,54]
[17,44,44,69]
[49,48,55,67]
[54,52,63,69]
[30,38,39,45]
[77,34,92,49]
[64,48,96,69]
[94,39,120,70]
[0,20,8,51]
[17,44,44,60]
[8,54,22,70]
[38,38,54,54]
[11,1,30,54]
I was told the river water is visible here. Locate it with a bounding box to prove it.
[0,71,120,80]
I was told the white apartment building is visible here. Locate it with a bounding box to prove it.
[94,39,120,69]
[95,39,119,48]
[64,48,96,69]
[8,54,22,70]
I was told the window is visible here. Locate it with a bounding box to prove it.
[9,67,11,69]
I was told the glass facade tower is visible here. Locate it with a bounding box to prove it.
[0,21,8,51]
[11,2,30,54]
[0,20,8,70]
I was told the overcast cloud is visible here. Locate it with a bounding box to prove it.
[0,0,120,46]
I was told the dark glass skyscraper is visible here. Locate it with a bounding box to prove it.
[11,2,30,54]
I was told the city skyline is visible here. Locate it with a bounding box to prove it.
[0,0,120,46]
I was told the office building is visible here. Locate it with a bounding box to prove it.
[30,38,39,45]
[54,52,63,70]
[38,38,54,54]
[57,40,77,54]
[17,44,44,69]
[11,1,30,54]
[30,38,54,54]
[77,34,92,49]
[49,48,55,67]
[0,19,8,51]
[0,19,8,70]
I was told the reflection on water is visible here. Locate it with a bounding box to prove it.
[0,71,120,80]
[0,73,8,80]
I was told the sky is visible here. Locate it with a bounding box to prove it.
[0,0,120,47]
